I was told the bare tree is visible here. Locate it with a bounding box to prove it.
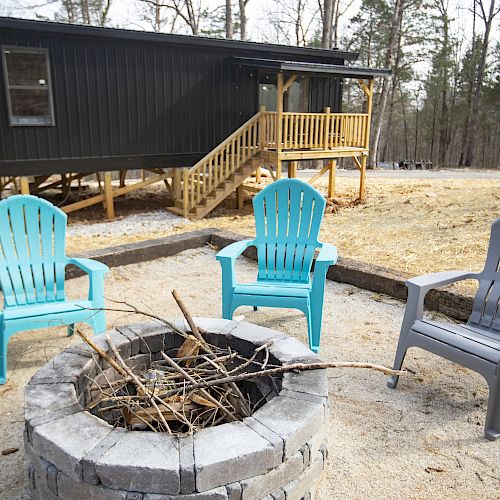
[226,0,234,38]
[370,0,405,167]
[238,0,251,39]
[463,0,499,166]
[267,0,318,46]
[138,0,179,32]
[59,0,113,26]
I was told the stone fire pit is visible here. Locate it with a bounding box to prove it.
[25,319,328,500]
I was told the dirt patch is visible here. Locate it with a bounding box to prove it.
[64,173,500,296]
[0,247,498,499]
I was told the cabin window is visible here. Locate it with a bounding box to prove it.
[2,47,55,126]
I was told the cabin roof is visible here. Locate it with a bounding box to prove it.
[0,17,359,62]
[231,57,390,79]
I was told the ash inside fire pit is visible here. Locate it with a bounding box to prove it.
[25,319,329,500]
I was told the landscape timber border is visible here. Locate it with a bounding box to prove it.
[66,228,475,322]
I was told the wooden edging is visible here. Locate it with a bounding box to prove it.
[68,228,474,322]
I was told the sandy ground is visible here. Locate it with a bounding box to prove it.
[0,247,498,499]
[63,171,500,295]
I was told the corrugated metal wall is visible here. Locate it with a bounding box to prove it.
[0,26,344,176]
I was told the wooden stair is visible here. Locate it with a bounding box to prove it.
[170,156,261,219]
[168,110,265,220]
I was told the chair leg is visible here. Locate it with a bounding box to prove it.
[0,329,8,385]
[305,307,318,353]
[485,379,500,441]
[387,340,409,389]
[309,303,324,354]
[222,296,233,320]
[67,324,75,337]
[89,310,107,335]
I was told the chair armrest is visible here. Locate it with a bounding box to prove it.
[67,257,109,274]
[403,271,478,328]
[407,271,478,293]
[216,239,255,262]
[67,257,109,305]
[316,243,338,266]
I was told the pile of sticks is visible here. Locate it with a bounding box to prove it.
[77,291,404,436]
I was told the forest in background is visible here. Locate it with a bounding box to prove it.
[2,0,500,168]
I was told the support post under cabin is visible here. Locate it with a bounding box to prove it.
[104,171,115,220]
[20,177,30,195]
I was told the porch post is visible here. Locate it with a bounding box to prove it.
[276,71,284,180]
[20,177,30,195]
[104,171,115,220]
[359,79,374,201]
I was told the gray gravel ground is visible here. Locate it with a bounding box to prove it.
[66,210,189,237]
[0,247,498,499]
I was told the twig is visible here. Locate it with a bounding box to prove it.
[160,352,239,422]
[171,290,251,417]
[105,333,174,434]
[157,362,407,398]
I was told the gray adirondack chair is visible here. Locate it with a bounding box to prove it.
[388,218,500,441]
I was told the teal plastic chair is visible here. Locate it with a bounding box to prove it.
[0,195,109,384]
[216,179,337,352]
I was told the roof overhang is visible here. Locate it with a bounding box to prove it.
[231,57,391,79]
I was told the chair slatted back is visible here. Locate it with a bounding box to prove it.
[253,179,326,283]
[468,218,500,332]
[0,195,67,308]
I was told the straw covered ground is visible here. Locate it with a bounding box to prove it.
[0,247,498,499]
[65,171,500,294]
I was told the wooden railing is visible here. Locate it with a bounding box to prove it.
[181,109,370,215]
[183,110,263,215]
[265,111,369,150]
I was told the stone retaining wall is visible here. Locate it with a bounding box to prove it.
[25,319,328,500]
[67,229,475,322]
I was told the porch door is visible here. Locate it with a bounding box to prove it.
[258,76,310,112]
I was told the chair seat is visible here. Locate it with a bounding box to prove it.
[412,320,500,364]
[3,299,93,321]
[234,281,311,299]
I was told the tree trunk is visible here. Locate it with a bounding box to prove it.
[464,0,497,166]
[321,0,334,48]
[369,0,405,167]
[226,0,233,38]
[239,0,247,40]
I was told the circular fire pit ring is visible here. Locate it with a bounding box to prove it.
[25,319,328,500]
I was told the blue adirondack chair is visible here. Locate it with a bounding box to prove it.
[216,179,337,352]
[0,195,109,384]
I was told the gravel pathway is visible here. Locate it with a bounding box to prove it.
[67,210,189,237]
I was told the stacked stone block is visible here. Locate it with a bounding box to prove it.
[25,319,328,500]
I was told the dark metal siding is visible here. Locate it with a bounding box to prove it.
[0,25,345,176]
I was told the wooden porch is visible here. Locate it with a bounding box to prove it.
[169,75,374,219]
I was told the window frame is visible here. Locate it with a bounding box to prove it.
[1,45,55,127]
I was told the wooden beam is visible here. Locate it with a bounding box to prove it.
[283,74,297,93]
[241,184,263,194]
[308,163,331,186]
[357,79,372,97]
[236,185,244,210]
[173,168,182,200]
[20,177,30,195]
[352,156,362,170]
[276,72,284,179]
[359,155,367,201]
[288,161,298,178]
[328,160,336,199]
[104,172,115,220]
